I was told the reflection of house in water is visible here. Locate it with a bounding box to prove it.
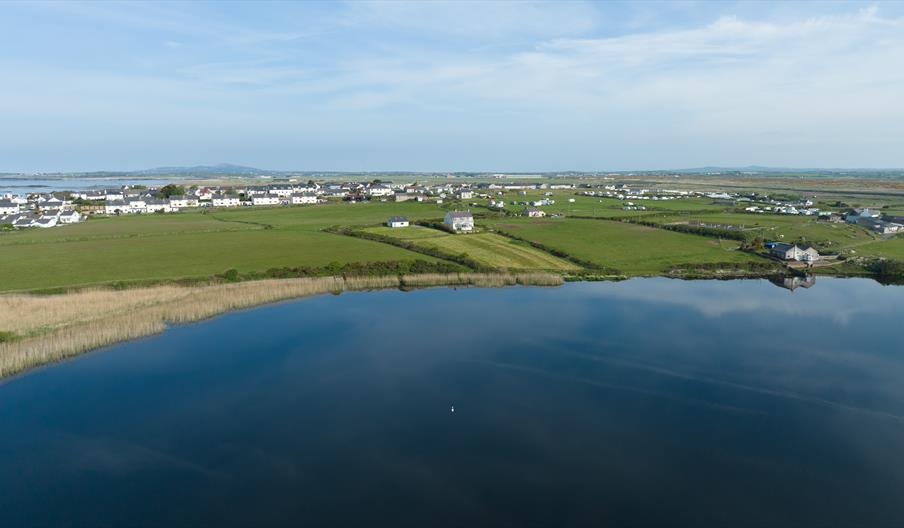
[770,275,817,292]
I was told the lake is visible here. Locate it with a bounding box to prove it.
[1,277,903,527]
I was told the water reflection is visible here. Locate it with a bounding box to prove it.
[0,278,902,527]
[769,274,816,291]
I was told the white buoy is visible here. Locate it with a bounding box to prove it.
[451,405,455,413]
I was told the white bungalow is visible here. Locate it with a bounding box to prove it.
[387,216,409,228]
[291,193,318,205]
[168,195,200,208]
[212,194,241,207]
[104,199,127,215]
[58,210,82,224]
[252,195,281,206]
[524,207,546,218]
[368,184,393,197]
[0,200,19,215]
[127,199,147,214]
[444,211,474,232]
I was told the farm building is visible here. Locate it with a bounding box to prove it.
[524,207,546,218]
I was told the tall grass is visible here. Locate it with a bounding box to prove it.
[0,272,562,379]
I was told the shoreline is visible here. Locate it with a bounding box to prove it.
[0,268,891,381]
[0,272,562,380]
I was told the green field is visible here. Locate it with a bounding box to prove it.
[3,192,904,292]
[650,212,878,252]
[365,226,579,271]
[853,236,904,259]
[483,217,765,275]
[0,202,451,291]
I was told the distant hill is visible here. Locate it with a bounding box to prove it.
[132,163,278,176]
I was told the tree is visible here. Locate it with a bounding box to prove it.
[159,184,185,198]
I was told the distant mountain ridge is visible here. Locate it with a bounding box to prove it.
[132,163,277,176]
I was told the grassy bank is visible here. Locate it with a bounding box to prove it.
[0,272,562,380]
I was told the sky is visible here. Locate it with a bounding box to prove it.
[2,0,904,173]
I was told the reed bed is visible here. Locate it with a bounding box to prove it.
[0,272,562,379]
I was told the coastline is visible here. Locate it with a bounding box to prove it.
[0,272,562,380]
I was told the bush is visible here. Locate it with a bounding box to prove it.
[0,331,15,343]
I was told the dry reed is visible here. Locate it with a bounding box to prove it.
[0,272,562,379]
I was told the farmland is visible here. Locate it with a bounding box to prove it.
[3,185,904,292]
[483,217,765,275]
[364,226,580,271]
[0,202,451,292]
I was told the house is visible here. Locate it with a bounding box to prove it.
[846,208,880,223]
[58,210,82,224]
[457,189,474,200]
[104,189,124,201]
[168,195,200,208]
[212,194,241,207]
[770,243,820,262]
[387,216,409,228]
[144,199,171,213]
[0,200,19,215]
[269,185,294,197]
[290,193,318,205]
[127,199,147,214]
[524,207,546,218]
[34,216,58,228]
[104,199,127,215]
[444,211,474,232]
[252,195,281,206]
[393,192,414,202]
[368,184,393,197]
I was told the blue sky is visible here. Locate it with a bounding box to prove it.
[2,1,904,172]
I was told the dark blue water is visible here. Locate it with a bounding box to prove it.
[2,278,904,527]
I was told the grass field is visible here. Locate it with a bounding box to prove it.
[364,226,580,271]
[0,202,452,292]
[853,236,904,259]
[484,217,765,275]
[649,212,879,251]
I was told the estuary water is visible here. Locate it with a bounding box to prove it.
[1,278,903,527]
[0,177,174,195]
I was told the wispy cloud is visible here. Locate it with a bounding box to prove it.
[1,2,903,171]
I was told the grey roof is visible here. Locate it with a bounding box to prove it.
[0,199,17,207]
[446,211,473,219]
[388,216,408,222]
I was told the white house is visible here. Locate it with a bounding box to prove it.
[444,211,474,232]
[144,199,171,213]
[212,194,241,207]
[104,200,127,215]
[0,200,19,215]
[269,185,294,197]
[252,195,281,206]
[58,210,82,224]
[127,199,147,214]
[524,207,546,218]
[34,216,58,228]
[458,189,474,200]
[168,195,199,208]
[368,184,393,197]
[770,243,820,262]
[291,193,318,205]
[104,189,124,201]
[387,216,409,228]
